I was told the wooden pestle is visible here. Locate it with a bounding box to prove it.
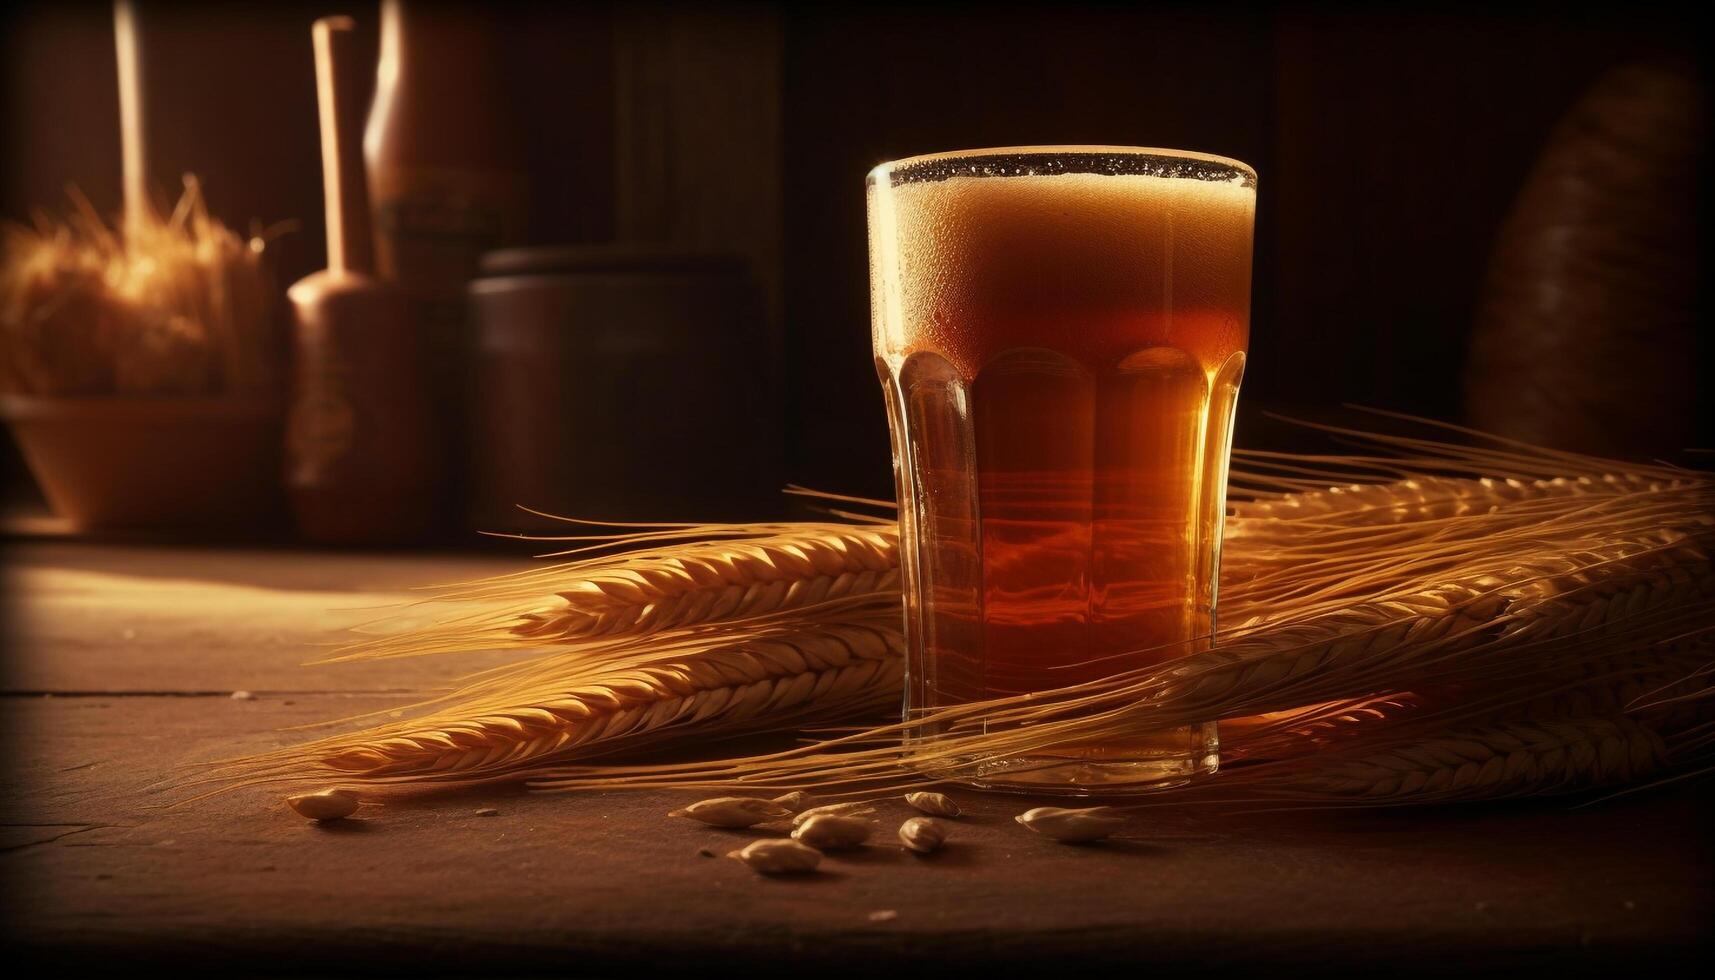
[285,15,439,543]
[313,15,374,279]
[114,0,150,232]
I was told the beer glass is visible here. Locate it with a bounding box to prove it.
[868,146,1255,792]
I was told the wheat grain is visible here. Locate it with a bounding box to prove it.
[728,839,822,875]
[898,816,946,853]
[669,797,792,828]
[792,801,879,825]
[791,813,875,849]
[1015,806,1125,842]
[284,789,358,821]
[903,791,961,817]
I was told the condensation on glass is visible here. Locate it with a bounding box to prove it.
[868,146,1256,793]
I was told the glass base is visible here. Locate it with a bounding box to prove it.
[915,722,1219,797]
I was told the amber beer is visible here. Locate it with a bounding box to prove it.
[868,147,1256,791]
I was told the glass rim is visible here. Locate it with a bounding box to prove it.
[867,145,1256,189]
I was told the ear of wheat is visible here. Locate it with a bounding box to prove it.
[330,452,1706,667]
[196,615,903,792]
[221,529,1710,801]
[519,535,1712,799]
[324,522,900,663]
[203,426,1715,807]
[1164,717,1669,806]
[1221,638,1714,768]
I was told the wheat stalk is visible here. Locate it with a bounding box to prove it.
[258,534,1711,795]
[206,432,1713,806]
[1116,715,1682,810]
[1223,475,1710,622]
[201,615,903,789]
[1229,472,1693,526]
[1246,717,1667,803]
[510,526,898,644]
[336,464,1696,666]
[1218,639,1715,767]
[519,528,1712,797]
[1178,538,1707,732]
[327,522,900,663]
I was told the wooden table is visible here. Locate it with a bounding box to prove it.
[3,541,1711,973]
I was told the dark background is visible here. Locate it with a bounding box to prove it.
[3,1,1708,514]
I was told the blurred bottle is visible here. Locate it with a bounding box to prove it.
[365,0,527,521]
[288,16,439,543]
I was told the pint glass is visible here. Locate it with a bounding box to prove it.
[867,147,1256,792]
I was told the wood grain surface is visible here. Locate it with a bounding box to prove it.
[2,542,1711,974]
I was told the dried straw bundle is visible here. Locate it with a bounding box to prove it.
[0,179,277,396]
[204,425,1714,807]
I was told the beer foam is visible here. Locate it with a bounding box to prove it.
[870,161,1256,377]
